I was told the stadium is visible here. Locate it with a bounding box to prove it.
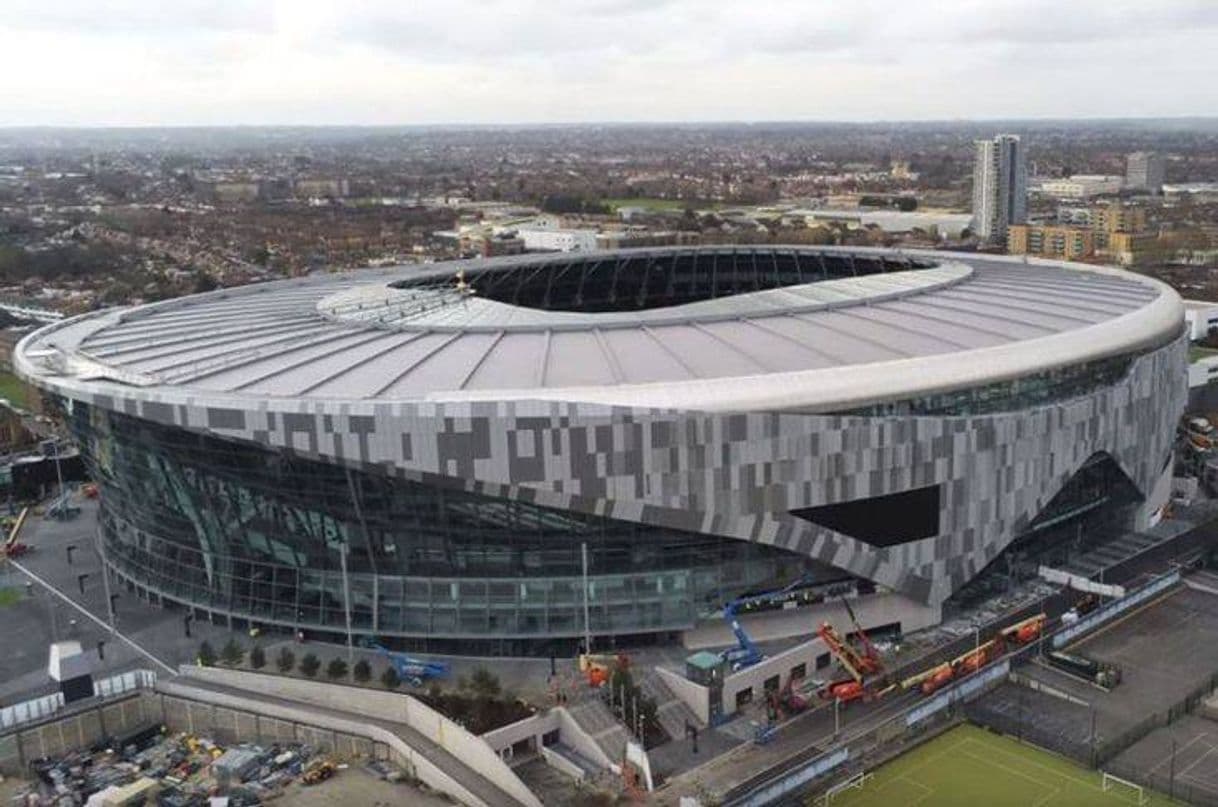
[14,247,1187,655]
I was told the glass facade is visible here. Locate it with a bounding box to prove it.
[835,351,1140,417]
[66,401,822,654]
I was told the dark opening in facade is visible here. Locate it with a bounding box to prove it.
[790,484,942,546]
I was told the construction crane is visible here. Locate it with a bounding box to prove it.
[841,598,884,674]
[814,595,888,704]
[1,507,29,560]
[816,621,884,703]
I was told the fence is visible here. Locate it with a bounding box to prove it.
[729,747,850,807]
[0,669,158,733]
[1093,670,1218,767]
[907,661,1009,728]
[1106,756,1218,807]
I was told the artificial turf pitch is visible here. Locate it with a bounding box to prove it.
[821,723,1177,806]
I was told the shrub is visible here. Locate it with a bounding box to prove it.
[300,653,321,678]
[197,641,217,667]
[248,645,266,670]
[220,638,244,667]
[353,659,371,683]
[381,666,400,690]
[326,658,349,680]
[276,647,296,674]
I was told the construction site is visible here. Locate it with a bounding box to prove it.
[5,474,1218,805]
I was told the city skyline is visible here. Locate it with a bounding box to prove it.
[1,0,1216,127]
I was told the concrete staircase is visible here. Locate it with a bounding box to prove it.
[1061,531,1167,578]
[565,692,631,764]
[637,667,702,742]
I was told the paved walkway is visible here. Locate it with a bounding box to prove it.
[0,498,245,703]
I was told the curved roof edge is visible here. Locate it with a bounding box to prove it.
[14,251,1185,415]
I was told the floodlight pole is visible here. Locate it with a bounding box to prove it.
[94,523,115,631]
[582,541,592,657]
[340,542,354,667]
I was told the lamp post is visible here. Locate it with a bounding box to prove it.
[581,542,592,657]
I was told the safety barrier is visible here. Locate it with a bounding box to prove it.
[730,747,850,807]
[0,669,157,733]
[906,660,1010,728]
[93,669,157,699]
[1052,570,1180,649]
[0,692,63,732]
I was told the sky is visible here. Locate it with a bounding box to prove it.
[1,0,1215,127]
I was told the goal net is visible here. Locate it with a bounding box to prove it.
[1101,772,1147,805]
[816,771,873,805]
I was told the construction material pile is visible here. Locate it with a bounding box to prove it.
[10,725,361,806]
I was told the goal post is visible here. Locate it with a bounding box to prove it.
[816,771,874,805]
[1101,771,1147,805]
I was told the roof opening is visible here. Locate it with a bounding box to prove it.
[391,248,934,314]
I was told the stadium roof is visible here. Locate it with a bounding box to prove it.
[16,247,1182,413]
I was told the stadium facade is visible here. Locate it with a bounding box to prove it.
[16,247,1186,654]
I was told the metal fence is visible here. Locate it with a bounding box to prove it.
[1105,757,1218,807]
[1094,670,1218,767]
[0,669,157,733]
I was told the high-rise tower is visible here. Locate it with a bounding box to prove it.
[972,134,1027,246]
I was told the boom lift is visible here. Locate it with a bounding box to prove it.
[901,612,1047,696]
[369,642,449,687]
[718,576,815,671]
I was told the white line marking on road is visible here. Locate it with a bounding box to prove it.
[10,558,176,675]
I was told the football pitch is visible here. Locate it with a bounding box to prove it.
[820,723,1178,806]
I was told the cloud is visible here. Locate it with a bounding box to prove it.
[0,0,1213,125]
[2,0,274,36]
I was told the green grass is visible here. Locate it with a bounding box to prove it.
[0,587,22,608]
[823,723,1177,807]
[1189,345,1218,364]
[0,370,33,410]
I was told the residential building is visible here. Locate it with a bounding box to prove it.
[1037,175,1124,200]
[594,230,699,249]
[1007,224,1095,260]
[972,135,1027,245]
[1107,232,1160,267]
[517,227,598,252]
[1126,152,1166,194]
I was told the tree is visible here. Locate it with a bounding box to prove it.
[300,653,321,678]
[467,667,502,701]
[221,638,244,667]
[276,647,296,674]
[381,665,400,690]
[192,270,219,294]
[248,645,266,670]
[353,659,371,684]
[197,641,217,667]
[326,658,349,680]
